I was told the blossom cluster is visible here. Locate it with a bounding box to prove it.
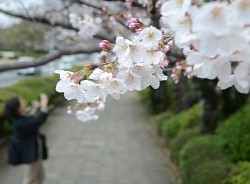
[69,13,101,40]
[66,100,105,122]
[171,61,194,83]
[161,0,250,93]
[55,21,168,121]
[73,100,105,123]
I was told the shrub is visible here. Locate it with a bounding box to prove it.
[0,89,17,103]
[162,103,201,145]
[180,136,232,184]
[138,87,151,109]
[154,112,173,136]
[230,162,250,184]
[170,127,199,164]
[217,104,250,161]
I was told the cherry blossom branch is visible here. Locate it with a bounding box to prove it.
[74,0,132,31]
[0,8,108,40]
[104,0,144,9]
[74,0,103,11]
[0,47,101,72]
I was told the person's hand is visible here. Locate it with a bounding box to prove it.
[40,93,48,112]
[32,100,40,109]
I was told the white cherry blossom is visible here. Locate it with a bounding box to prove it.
[100,72,113,83]
[104,78,126,99]
[69,13,101,40]
[192,2,230,36]
[161,0,250,93]
[137,26,162,49]
[56,79,85,103]
[144,49,164,65]
[117,70,141,91]
[113,37,132,59]
[55,70,73,79]
[230,0,250,26]
[80,80,107,102]
[89,68,104,80]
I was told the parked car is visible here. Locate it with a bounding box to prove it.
[17,56,41,75]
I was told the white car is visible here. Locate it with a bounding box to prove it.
[17,56,41,75]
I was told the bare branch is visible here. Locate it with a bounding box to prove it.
[0,47,101,72]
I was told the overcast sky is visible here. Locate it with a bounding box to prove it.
[0,0,45,29]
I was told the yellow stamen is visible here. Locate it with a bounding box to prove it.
[211,7,222,17]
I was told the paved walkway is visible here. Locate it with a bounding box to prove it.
[0,93,175,184]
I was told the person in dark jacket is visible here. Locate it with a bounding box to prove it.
[5,94,48,184]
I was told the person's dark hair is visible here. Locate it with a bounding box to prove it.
[4,97,21,118]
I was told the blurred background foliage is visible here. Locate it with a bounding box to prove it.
[139,77,250,184]
[0,21,50,52]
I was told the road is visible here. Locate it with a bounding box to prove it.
[0,93,176,184]
[0,60,60,87]
[0,60,61,88]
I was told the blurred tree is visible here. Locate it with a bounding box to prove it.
[0,21,49,52]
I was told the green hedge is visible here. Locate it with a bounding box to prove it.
[161,103,201,145]
[2,75,60,104]
[217,104,250,162]
[230,162,250,184]
[180,136,232,184]
[170,127,199,164]
[154,111,173,136]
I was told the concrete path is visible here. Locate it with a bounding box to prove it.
[0,93,175,184]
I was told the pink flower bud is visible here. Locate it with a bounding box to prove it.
[186,66,193,73]
[160,59,169,68]
[163,45,169,52]
[99,40,113,52]
[168,40,174,46]
[128,22,143,30]
[69,71,85,84]
[131,18,142,24]
[67,106,73,114]
[135,28,143,34]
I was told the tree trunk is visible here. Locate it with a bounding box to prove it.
[195,79,220,134]
[150,81,168,114]
[221,88,249,120]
